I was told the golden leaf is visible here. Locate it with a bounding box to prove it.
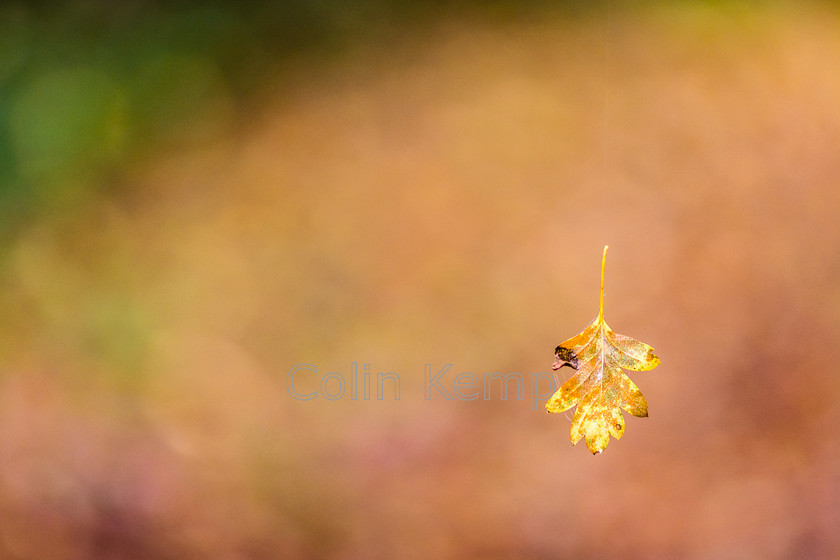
[547,245,660,454]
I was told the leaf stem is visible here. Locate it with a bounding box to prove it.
[599,245,608,321]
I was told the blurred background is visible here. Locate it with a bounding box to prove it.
[1,1,839,558]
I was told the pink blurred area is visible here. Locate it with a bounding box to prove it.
[1,3,839,558]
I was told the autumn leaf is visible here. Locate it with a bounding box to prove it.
[547,245,660,454]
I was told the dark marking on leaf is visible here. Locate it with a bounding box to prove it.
[553,345,578,370]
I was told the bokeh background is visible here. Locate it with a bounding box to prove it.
[1,1,839,558]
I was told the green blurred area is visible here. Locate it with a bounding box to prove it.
[0,1,303,218]
[1,1,840,559]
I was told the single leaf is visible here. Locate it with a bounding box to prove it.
[547,245,660,454]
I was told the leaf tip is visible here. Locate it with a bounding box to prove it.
[650,353,661,368]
